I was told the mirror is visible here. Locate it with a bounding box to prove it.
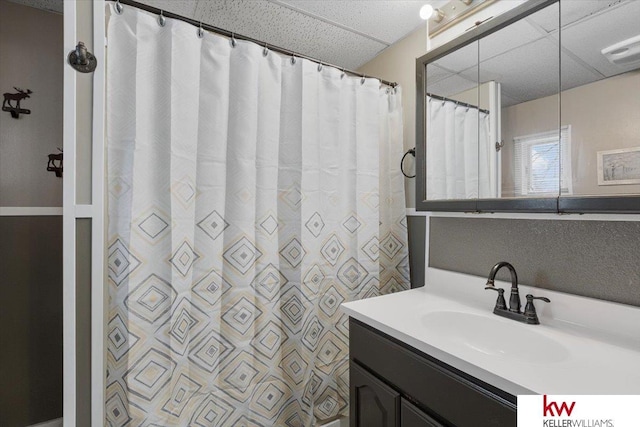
[559,0,640,199]
[481,2,560,200]
[417,0,640,212]
[424,41,479,201]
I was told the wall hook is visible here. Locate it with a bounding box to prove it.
[47,148,63,178]
[495,140,505,152]
[68,41,97,73]
[2,87,32,118]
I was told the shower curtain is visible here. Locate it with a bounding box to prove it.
[105,4,408,427]
[426,96,494,199]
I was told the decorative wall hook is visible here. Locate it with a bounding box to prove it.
[68,41,97,73]
[495,140,505,152]
[47,149,63,178]
[2,87,32,118]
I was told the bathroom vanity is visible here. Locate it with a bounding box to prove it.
[349,319,515,427]
[342,268,640,427]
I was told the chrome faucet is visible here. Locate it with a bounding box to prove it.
[484,261,550,325]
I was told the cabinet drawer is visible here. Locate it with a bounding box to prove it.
[350,319,516,427]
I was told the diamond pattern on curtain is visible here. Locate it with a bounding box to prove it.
[105,4,408,426]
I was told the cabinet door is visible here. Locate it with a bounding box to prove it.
[401,398,443,427]
[350,362,400,427]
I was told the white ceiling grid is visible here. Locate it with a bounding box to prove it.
[427,0,640,107]
[191,0,388,70]
[120,0,447,70]
[8,0,639,98]
[6,0,447,70]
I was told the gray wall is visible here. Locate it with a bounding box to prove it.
[429,217,640,307]
[407,216,426,288]
[0,1,64,425]
[0,217,63,426]
[0,0,63,207]
[76,219,92,426]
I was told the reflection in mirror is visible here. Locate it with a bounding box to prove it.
[479,1,561,199]
[425,41,483,200]
[559,0,640,197]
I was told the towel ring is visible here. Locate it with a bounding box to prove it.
[401,148,416,179]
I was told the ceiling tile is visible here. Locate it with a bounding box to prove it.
[273,0,448,45]
[134,0,199,18]
[432,41,479,74]
[481,18,546,62]
[477,38,560,103]
[560,50,605,92]
[559,0,640,77]
[426,64,454,84]
[525,1,559,33]
[530,0,624,33]
[427,74,477,98]
[193,0,387,69]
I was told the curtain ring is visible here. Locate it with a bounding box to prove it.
[386,87,390,94]
[263,43,269,57]
[231,33,237,47]
[291,55,296,65]
[317,62,323,72]
[197,22,205,38]
[114,0,124,14]
[361,75,366,85]
[340,68,345,79]
[158,10,166,27]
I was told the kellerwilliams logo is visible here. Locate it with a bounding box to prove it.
[518,395,640,427]
[543,395,576,417]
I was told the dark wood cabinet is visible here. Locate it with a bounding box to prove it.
[400,399,443,427]
[350,362,400,427]
[349,318,517,427]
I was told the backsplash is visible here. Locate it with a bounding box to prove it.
[429,217,640,307]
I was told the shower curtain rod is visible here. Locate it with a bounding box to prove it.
[427,92,490,114]
[113,0,398,88]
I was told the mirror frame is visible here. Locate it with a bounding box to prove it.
[415,0,640,214]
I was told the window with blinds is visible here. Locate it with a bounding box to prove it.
[513,126,572,196]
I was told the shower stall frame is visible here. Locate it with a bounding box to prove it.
[62,1,106,426]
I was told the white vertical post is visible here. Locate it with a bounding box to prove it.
[63,1,77,426]
[426,20,431,51]
[92,2,106,425]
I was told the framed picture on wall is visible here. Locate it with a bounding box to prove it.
[597,147,640,186]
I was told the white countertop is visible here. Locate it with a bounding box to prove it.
[341,268,640,396]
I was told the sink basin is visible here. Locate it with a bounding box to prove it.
[421,311,569,364]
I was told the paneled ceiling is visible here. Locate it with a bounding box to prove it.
[427,0,640,107]
[8,0,449,70]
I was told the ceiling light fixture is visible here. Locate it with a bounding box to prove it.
[420,4,445,51]
[433,8,446,23]
[420,4,435,51]
[420,4,434,20]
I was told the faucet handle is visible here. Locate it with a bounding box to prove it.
[524,294,550,324]
[485,287,507,310]
[526,294,550,304]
